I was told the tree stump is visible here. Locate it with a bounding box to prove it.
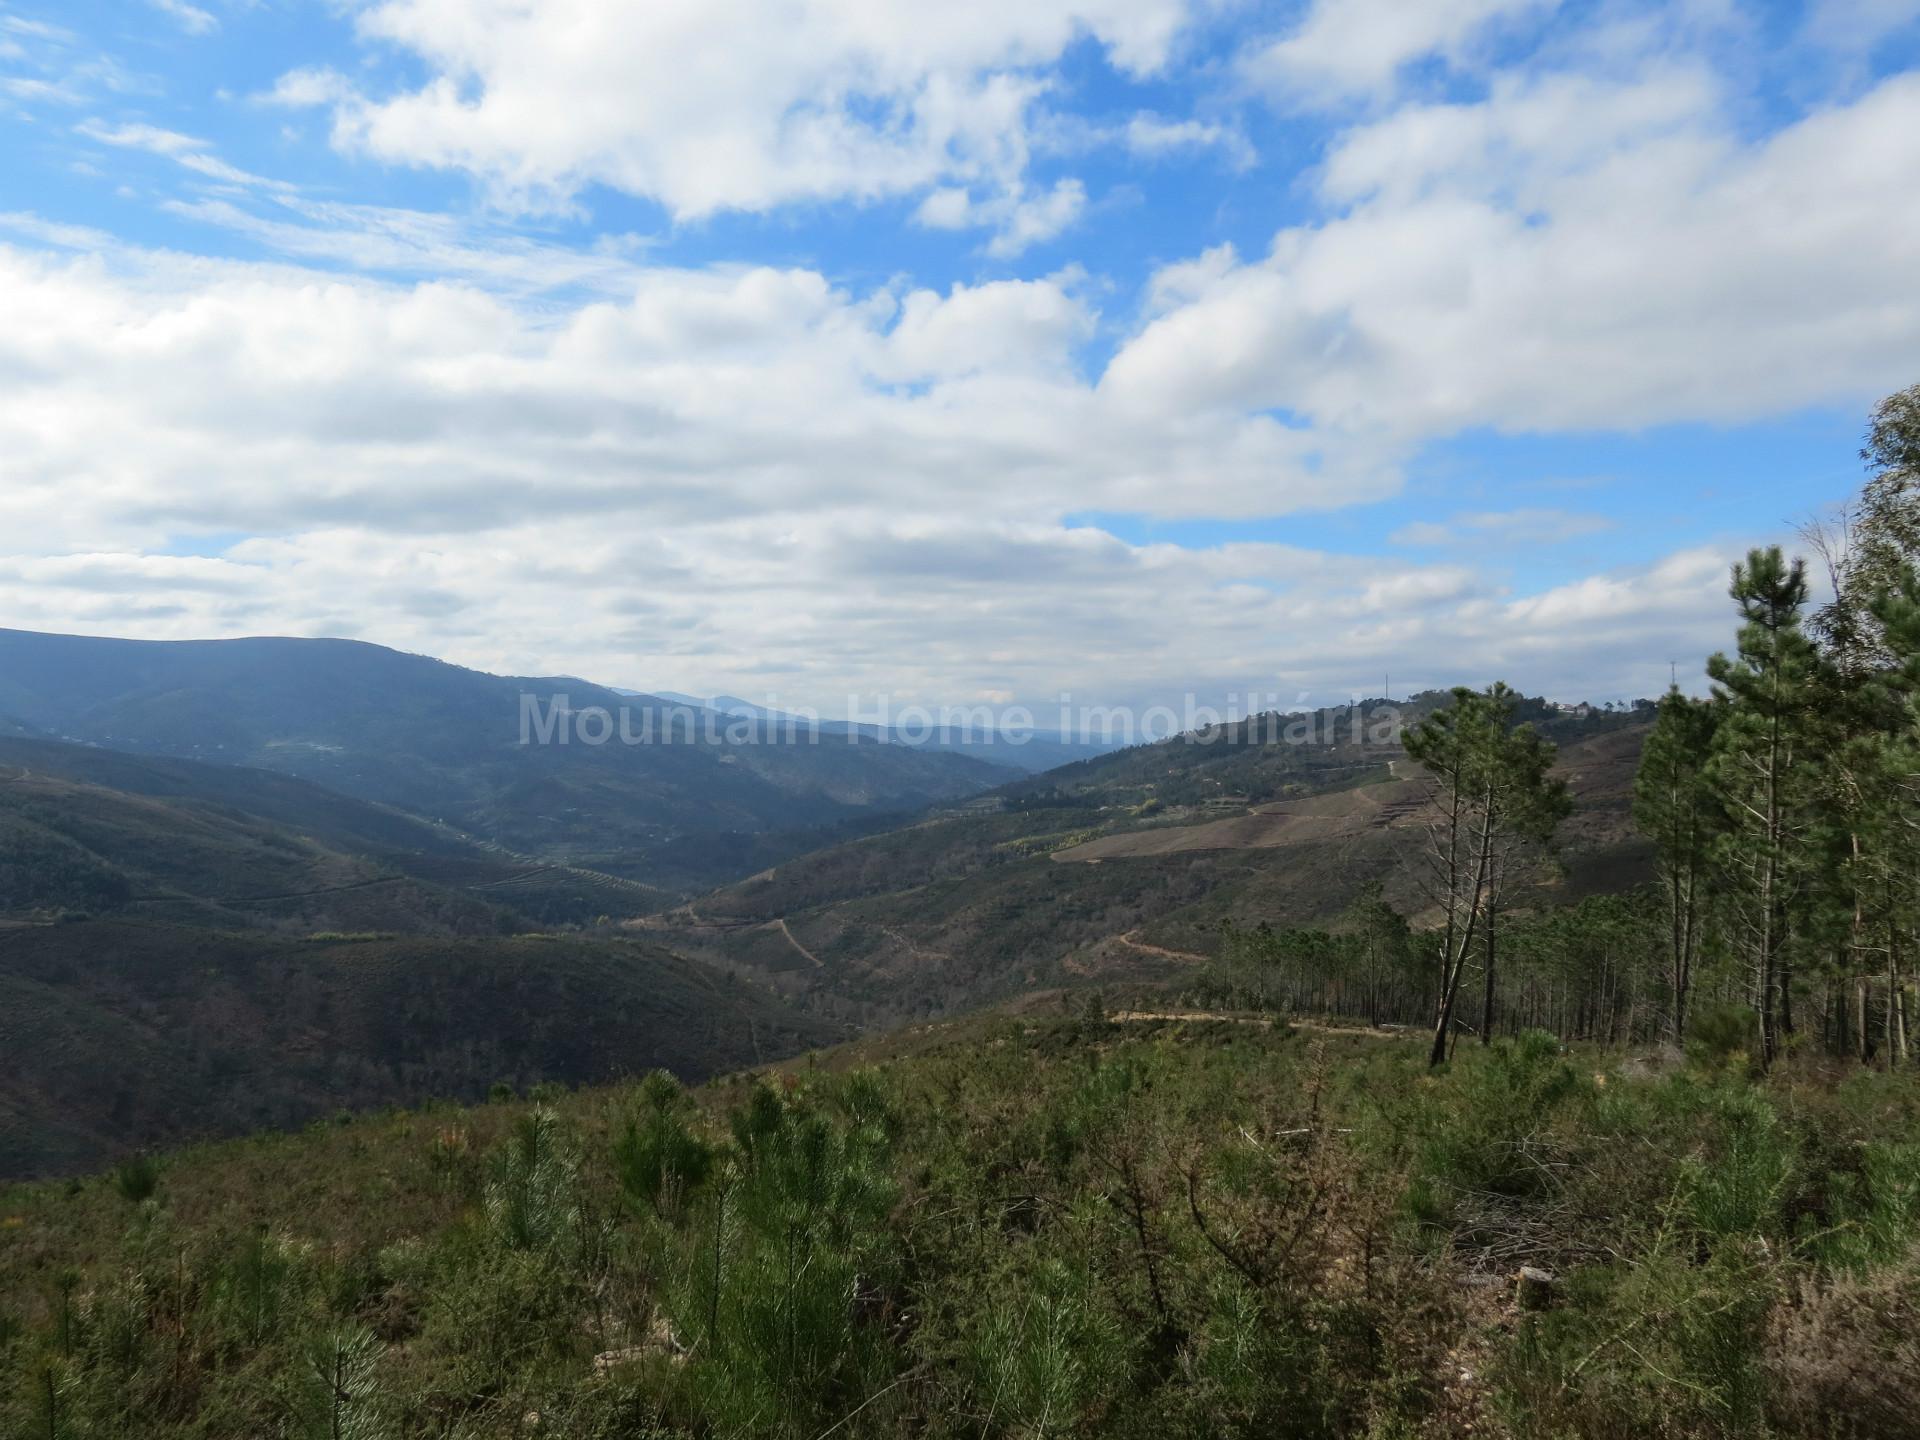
[1515,1266,1559,1311]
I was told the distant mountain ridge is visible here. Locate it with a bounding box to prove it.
[0,628,1013,892]
[647,689,1123,772]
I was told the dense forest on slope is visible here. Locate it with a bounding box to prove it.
[0,765,516,938]
[0,921,840,1178]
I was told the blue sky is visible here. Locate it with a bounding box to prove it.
[2,0,1918,713]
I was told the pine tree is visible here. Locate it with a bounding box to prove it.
[291,1327,388,1440]
[1475,693,1571,1047]
[1811,381,1920,667]
[1707,547,1818,1066]
[1631,687,1723,1042]
[1865,564,1920,1064]
[1405,684,1569,1066]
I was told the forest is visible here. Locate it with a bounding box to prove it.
[1205,382,1920,1077]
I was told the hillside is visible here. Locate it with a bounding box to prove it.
[0,735,692,930]
[637,704,1652,1022]
[651,691,1123,772]
[0,736,476,858]
[0,920,841,1178]
[0,741,530,936]
[0,629,1012,893]
[1,1014,1912,1438]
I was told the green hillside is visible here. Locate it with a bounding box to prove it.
[0,630,1012,893]
[0,737,475,859]
[0,736,684,931]
[1,1016,1913,1438]
[0,920,841,1178]
[0,767,514,937]
[638,706,1652,1023]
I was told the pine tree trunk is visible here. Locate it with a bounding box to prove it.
[1480,902,1497,1045]
[1429,785,1494,1068]
[1857,976,1873,1064]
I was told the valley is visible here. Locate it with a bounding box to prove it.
[0,656,1651,1179]
[635,705,1652,1024]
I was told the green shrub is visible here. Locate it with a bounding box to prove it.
[483,1109,579,1253]
[962,1256,1122,1437]
[612,1072,713,1219]
[1687,1002,1760,1072]
[1407,1031,1586,1220]
[658,1081,902,1437]
[1682,1086,1794,1239]
[110,1154,159,1204]
[287,1325,389,1440]
[1497,1244,1776,1439]
[211,1230,312,1348]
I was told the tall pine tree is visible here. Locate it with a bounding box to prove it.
[1707,547,1817,1066]
[1631,687,1722,1043]
[1405,683,1568,1067]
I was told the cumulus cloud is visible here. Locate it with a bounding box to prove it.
[0,231,1740,708]
[1104,67,1920,436]
[268,0,1198,249]
[1245,0,1558,101]
[913,178,1088,256]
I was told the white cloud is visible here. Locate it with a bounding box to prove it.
[76,120,202,155]
[988,180,1088,257]
[1805,0,1920,55]
[1390,508,1614,547]
[912,177,1087,256]
[1246,0,1558,101]
[77,118,289,190]
[0,229,1762,707]
[163,193,654,296]
[1104,68,1920,438]
[0,237,1361,543]
[148,0,219,36]
[270,0,1200,225]
[265,66,353,108]
[1123,112,1254,167]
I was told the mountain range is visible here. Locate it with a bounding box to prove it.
[0,627,1653,1176]
[0,628,1010,893]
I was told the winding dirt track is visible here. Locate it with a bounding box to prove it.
[775,918,824,968]
[1107,1012,1407,1040]
[1110,931,1209,965]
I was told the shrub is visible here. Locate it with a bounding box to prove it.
[483,1109,579,1254]
[1681,1086,1794,1239]
[287,1326,389,1440]
[110,1155,159,1204]
[1688,1002,1760,1072]
[1768,1245,1920,1437]
[612,1073,713,1219]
